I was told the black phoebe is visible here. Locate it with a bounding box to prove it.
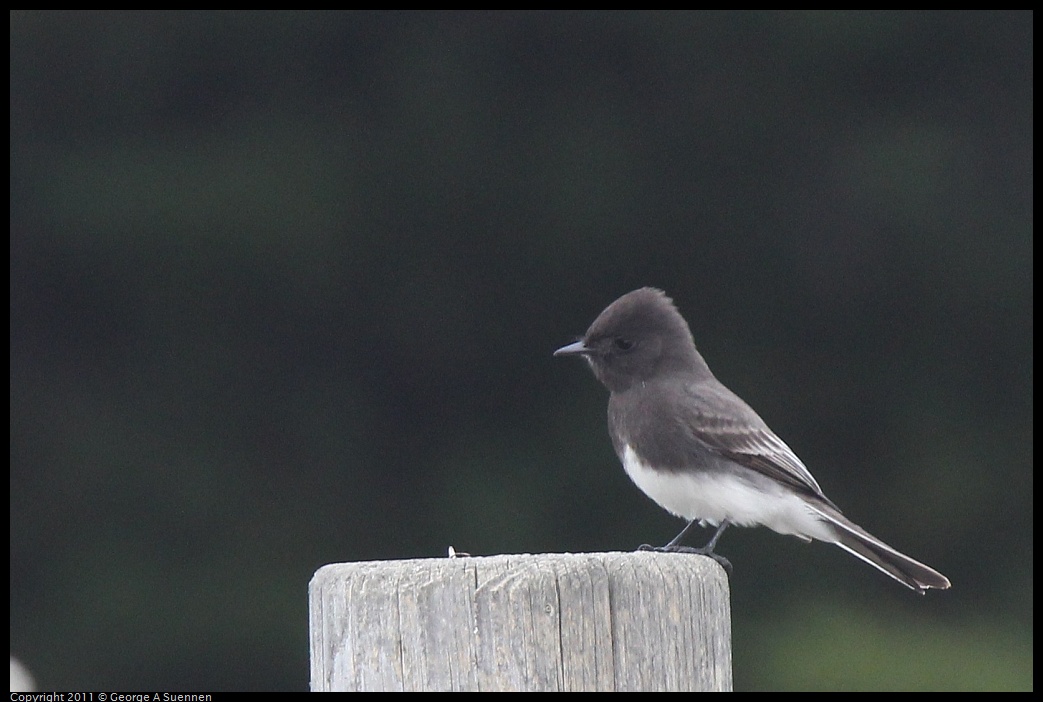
[555,287,950,593]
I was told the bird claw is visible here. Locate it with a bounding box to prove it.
[704,551,733,575]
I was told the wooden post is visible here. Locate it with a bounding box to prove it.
[309,552,731,691]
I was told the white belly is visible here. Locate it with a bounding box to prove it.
[620,444,834,542]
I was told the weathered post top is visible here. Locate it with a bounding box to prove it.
[309,551,731,691]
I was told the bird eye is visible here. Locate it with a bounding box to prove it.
[613,337,634,351]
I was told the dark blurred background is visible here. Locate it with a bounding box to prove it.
[10,11,1032,691]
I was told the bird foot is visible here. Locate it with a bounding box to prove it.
[636,543,733,574]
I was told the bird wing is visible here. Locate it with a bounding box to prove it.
[679,379,833,504]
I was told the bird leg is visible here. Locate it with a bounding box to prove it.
[638,521,732,574]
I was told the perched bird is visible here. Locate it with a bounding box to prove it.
[555,287,950,593]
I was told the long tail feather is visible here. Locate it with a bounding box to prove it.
[808,502,951,593]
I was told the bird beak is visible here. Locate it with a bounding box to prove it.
[554,340,591,357]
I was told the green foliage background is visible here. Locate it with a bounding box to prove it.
[10,11,1032,691]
